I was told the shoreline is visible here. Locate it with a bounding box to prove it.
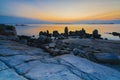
[0,24,120,79]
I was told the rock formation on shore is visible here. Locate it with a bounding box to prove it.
[0,24,17,40]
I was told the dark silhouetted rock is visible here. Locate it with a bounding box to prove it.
[109,32,120,37]
[18,35,31,44]
[53,30,59,38]
[92,29,101,38]
[64,27,69,38]
[38,35,52,44]
[38,30,52,44]
[0,24,17,40]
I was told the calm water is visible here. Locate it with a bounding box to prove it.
[15,24,120,40]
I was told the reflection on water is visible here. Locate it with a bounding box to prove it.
[15,24,120,40]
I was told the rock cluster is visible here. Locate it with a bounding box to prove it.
[60,39,120,65]
[44,41,70,56]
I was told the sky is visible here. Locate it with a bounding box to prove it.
[0,0,120,22]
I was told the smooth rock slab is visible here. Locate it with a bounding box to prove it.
[0,55,41,67]
[15,61,41,75]
[25,62,82,80]
[94,53,120,64]
[0,61,8,71]
[1,40,120,80]
[0,49,21,56]
[59,54,120,80]
[0,69,26,80]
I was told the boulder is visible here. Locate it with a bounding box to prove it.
[0,24,17,40]
[39,35,52,44]
[49,48,60,56]
[73,48,85,57]
[55,40,63,48]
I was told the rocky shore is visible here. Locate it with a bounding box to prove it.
[0,24,120,80]
[0,40,120,80]
[44,38,120,70]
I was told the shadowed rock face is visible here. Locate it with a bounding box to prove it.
[0,40,120,80]
[94,53,120,64]
[0,24,17,40]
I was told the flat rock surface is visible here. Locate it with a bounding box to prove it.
[0,40,120,80]
[63,39,120,54]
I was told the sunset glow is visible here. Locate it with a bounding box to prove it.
[0,0,120,22]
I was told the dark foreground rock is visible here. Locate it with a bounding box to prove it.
[0,24,17,40]
[0,40,120,80]
[94,53,120,64]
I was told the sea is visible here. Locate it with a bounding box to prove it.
[15,24,120,40]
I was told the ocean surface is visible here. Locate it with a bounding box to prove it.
[15,24,120,40]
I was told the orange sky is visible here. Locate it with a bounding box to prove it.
[1,0,120,22]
